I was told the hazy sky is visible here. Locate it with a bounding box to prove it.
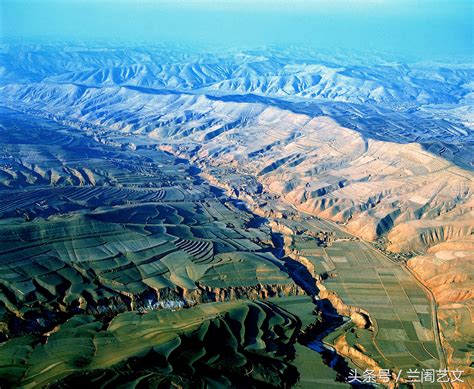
[1,0,472,59]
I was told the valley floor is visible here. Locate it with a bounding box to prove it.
[0,98,471,388]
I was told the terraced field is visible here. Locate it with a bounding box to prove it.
[0,300,302,388]
[202,164,453,387]
[1,43,471,386]
[0,108,300,346]
[0,107,371,388]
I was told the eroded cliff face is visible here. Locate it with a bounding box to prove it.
[162,110,473,257]
[2,281,304,341]
[408,237,474,387]
[388,218,473,253]
[333,335,405,388]
[276,230,374,331]
[407,238,474,307]
[317,288,373,330]
[160,116,474,388]
[195,134,473,386]
[265,216,387,382]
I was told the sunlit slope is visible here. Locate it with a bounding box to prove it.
[0,109,299,342]
[408,237,474,385]
[2,45,472,110]
[2,45,472,170]
[5,85,470,253]
[0,45,472,387]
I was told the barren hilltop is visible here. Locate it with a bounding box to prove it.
[0,45,472,387]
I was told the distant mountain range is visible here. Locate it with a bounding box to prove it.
[0,44,473,386]
[1,44,473,247]
[2,44,473,108]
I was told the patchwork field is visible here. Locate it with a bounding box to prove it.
[323,241,441,371]
[0,42,472,388]
[254,203,447,388]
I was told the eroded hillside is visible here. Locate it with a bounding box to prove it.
[0,45,472,387]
